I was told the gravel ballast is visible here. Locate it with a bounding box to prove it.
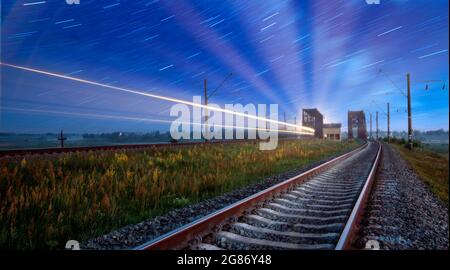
[82,146,360,250]
[357,143,449,250]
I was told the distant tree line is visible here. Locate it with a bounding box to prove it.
[381,137,423,148]
[81,131,172,142]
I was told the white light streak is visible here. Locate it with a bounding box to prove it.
[209,19,225,28]
[418,49,448,59]
[360,60,385,69]
[186,52,201,59]
[263,12,279,21]
[103,3,120,9]
[62,24,82,29]
[55,19,75,24]
[4,107,312,136]
[260,22,276,31]
[0,63,315,134]
[377,26,403,37]
[23,1,46,6]
[159,64,174,71]
[144,34,160,41]
[161,15,175,22]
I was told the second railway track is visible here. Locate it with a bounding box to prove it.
[0,139,266,158]
[135,141,381,250]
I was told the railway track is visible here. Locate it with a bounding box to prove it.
[0,139,259,158]
[134,141,381,250]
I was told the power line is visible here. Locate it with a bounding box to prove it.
[378,69,408,97]
[421,80,446,91]
[371,100,387,116]
[1,63,313,134]
[208,73,233,99]
[390,104,407,113]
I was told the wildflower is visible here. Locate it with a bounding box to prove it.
[101,194,111,209]
[114,153,128,163]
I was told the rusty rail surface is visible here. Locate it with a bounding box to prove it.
[335,141,382,250]
[134,142,370,250]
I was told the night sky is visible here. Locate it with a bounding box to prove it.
[1,0,448,133]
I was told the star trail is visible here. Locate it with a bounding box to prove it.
[1,0,448,133]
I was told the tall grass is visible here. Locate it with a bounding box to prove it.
[0,140,358,249]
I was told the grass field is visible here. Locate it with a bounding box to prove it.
[393,144,449,205]
[0,139,359,249]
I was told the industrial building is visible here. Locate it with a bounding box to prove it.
[323,123,342,140]
[302,108,323,139]
[302,108,342,140]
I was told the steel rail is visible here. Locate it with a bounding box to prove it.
[335,141,382,250]
[133,142,369,250]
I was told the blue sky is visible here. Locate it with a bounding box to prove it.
[1,0,448,133]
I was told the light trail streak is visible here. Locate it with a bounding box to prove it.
[262,12,279,22]
[23,1,46,6]
[0,62,315,134]
[3,107,172,124]
[377,26,403,37]
[360,60,385,70]
[418,49,448,59]
[3,107,313,135]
